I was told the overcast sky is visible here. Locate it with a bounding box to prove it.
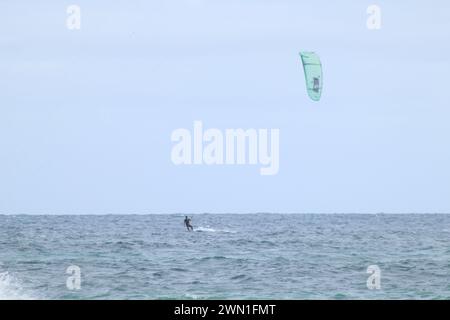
[1,1,449,214]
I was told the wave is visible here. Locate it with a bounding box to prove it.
[194,226,236,234]
[194,226,216,232]
[0,271,35,300]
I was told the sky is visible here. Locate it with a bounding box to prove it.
[0,1,449,214]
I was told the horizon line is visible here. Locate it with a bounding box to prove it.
[1,212,450,216]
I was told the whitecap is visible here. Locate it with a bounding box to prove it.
[194,226,217,232]
[0,271,35,300]
[194,226,236,234]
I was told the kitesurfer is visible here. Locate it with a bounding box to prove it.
[184,216,193,231]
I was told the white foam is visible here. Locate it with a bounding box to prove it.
[0,271,35,300]
[183,293,200,300]
[194,226,236,234]
[195,226,216,232]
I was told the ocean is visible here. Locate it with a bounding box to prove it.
[1,214,450,300]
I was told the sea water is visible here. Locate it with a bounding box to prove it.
[1,214,450,299]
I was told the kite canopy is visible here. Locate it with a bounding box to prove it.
[299,52,323,101]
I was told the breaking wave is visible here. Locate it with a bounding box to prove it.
[0,271,35,300]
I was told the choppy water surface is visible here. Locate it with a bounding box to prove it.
[1,214,450,299]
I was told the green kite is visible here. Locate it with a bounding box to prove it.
[300,52,323,101]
